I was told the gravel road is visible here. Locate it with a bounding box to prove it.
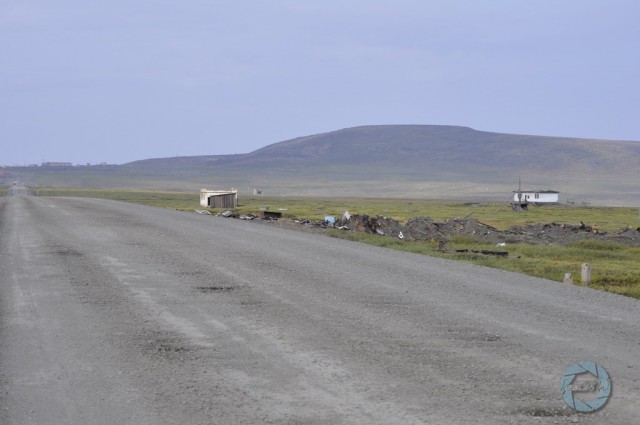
[5,186,32,197]
[1,193,638,424]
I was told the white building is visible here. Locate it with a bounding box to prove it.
[512,190,559,205]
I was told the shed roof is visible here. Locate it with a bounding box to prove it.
[512,190,559,194]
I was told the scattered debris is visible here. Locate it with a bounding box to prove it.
[194,210,211,215]
[346,214,402,236]
[261,211,282,220]
[452,249,510,257]
[435,247,518,258]
[339,210,351,226]
[204,205,640,248]
[283,213,640,247]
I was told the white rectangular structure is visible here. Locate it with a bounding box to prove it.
[512,190,559,204]
[200,189,238,208]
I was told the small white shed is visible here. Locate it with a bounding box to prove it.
[200,189,238,208]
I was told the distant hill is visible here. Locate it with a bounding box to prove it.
[5,125,640,205]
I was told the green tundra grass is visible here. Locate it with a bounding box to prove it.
[34,188,640,299]
[329,231,640,299]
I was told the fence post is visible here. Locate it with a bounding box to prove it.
[581,263,591,286]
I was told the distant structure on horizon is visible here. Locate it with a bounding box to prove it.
[512,190,560,205]
[510,177,559,211]
[41,162,73,167]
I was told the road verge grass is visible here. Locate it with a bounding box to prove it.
[328,231,640,299]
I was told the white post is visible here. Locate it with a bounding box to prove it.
[563,273,573,284]
[581,263,591,286]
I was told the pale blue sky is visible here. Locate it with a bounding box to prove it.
[1,1,639,165]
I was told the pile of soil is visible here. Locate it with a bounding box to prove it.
[402,217,499,242]
[607,227,640,246]
[253,213,640,247]
[502,223,640,246]
[502,222,596,245]
[346,214,402,237]
[399,218,640,247]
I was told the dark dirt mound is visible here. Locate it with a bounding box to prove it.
[502,223,640,246]
[402,217,498,242]
[347,214,402,236]
[596,227,640,246]
[504,222,599,245]
[398,218,640,246]
[262,213,640,247]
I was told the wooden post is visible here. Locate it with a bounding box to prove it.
[581,263,591,286]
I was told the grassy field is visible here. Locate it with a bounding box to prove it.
[32,188,640,299]
[329,231,640,299]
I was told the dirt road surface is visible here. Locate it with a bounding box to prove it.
[1,193,638,424]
